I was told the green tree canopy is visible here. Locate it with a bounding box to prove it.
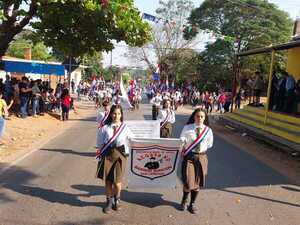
[6,31,54,61]
[184,0,293,90]
[0,0,151,58]
[82,51,103,80]
[33,0,151,58]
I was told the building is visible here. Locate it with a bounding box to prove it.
[223,20,300,148]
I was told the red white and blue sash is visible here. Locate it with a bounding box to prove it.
[98,111,109,128]
[160,110,170,128]
[96,123,126,158]
[182,126,210,156]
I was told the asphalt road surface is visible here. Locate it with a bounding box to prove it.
[0,103,299,225]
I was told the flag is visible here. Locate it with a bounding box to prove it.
[155,64,160,74]
[142,13,156,22]
[152,72,159,81]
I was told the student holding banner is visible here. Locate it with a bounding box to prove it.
[158,99,175,138]
[179,108,213,214]
[95,105,134,214]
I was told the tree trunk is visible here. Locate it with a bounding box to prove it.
[0,32,17,57]
[0,1,38,57]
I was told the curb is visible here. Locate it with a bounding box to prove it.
[215,114,300,155]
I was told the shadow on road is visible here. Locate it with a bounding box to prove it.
[71,184,180,209]
[55,219,107,225]
[40,148,95,158]
[281,185,300,192]
[67,116,96,122]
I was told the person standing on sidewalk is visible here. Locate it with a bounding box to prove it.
[31,80,41,117]
[60,89,71,121]
[95,104,133,214]
[179,108,213,214]
[0,91,12,146]
[158,99,175,138]
[19,77,31,118]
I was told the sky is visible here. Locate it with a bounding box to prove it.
[102,0,300,68]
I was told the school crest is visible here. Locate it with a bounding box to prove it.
[131,145,179,180]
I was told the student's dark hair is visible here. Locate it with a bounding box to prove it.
[105,104,124,125]
[102,100,110,107]
[61,88,69,99]
[186,108,209,126]
[162,99,170,109]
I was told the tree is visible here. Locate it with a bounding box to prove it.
[82,51,103,81]
[184,0,293,90]
[0,0,39,57]
[128,0,200,82]
[6,31,54,61]
[0,0,151,58]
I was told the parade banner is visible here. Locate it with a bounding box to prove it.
[128,138,181,188]
[125,120,160,138]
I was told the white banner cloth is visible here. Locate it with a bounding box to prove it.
[125,120,160,138]
[128,138,182,189]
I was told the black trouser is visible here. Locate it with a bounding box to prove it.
[152,105,159,120]
[61,104,70,121]
[284,89,295,113]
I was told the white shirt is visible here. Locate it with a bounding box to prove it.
[96,123,134,154]
[180,123,213,153]
[96,110,109,124]
[150,95,162,107]
[158,108,175,124]
[175,91,181,101]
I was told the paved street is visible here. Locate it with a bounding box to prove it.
[0,104,299,225]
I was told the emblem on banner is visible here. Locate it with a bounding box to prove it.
[131,145,179,180]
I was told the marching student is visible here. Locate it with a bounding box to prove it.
[150,92,162,120]
[179,108,213,214]
[96,100,111,128]
[158,99,175,138]
[95,104,133,214]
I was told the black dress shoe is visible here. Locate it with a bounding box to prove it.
[112,197,121,211]
[103,198,113,214]
[187,203,198,214]
[180,199,187,211]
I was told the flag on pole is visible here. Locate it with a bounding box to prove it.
[142,13,157,22]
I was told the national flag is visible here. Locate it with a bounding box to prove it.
[142,13,156,22]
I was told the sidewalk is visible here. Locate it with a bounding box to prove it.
[177,104,300,155]
[217,113,300,155]
[0,97,96,165]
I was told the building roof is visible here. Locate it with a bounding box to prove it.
[1,57,65,76]
[237,39,300,57]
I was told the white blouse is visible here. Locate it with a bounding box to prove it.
[96,123,134,154]
[150,96,163,106]
[158,109,175,124]
[96,110,109,124]
[180,123,213,153]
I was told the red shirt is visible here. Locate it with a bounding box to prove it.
[62,95,71,106]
